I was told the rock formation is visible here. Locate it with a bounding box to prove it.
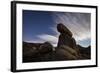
[57,23,80,59]
[23,23,91,62]
[57,23,72,37]
[57,23,76,48]
[39,42,53,54]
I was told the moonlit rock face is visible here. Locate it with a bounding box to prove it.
[57,23,72,37]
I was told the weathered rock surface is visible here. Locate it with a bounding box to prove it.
[77,45,91,59]
[39,42,54,54]
[57,34,77,49]
[57,23,72,37]
[23,23,91,62]
[23,42,41,57]
[56,48,77,60]
[58,45,78,57]
[57,23,81,59]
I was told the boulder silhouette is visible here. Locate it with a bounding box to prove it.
[57,23,72,37]
[57,34,77,49]
[57,23,77,49]
[39,42,53,54]
[23,42,39,58]
[57,23,80,60]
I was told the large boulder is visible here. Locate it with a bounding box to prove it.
[55,47,78,60]
[57,23,72,37]
[58,45,78,57]
[23,42,39,58]
[57,33,76,49]
[57,23,81,59]
[39,42,54,54]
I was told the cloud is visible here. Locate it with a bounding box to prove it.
[37,34,58,47]
[25,34,58,47]
[25,12,91,47]
[52,12,91,47]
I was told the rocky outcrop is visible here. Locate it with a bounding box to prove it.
[57,34,77,49]
[23,23,91,62]
[23,42,41,58]
[39,42,54,54]
[57,23,80,60]
[77,45,91,59]
[57,23,77,49]
[23,42,55,62]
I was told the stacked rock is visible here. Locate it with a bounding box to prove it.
[57,23,79,60]
[57,23,72,37]
[57,23,76,49]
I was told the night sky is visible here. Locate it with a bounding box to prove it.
[23,10,91,47]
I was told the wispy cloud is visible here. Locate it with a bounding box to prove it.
[51,12,91,47]
[25,12,91,47]
[37,34,58,47]
[26,34,58,47]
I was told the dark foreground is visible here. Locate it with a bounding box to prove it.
[23,42,91,63]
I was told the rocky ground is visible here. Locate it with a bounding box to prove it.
[23,23,91,63]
